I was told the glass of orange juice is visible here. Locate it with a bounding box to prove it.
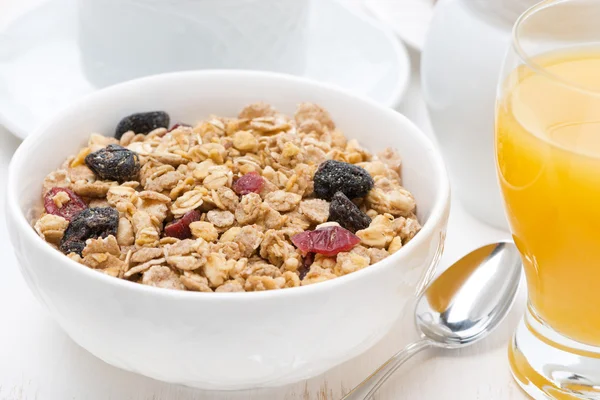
[496,1,600,398]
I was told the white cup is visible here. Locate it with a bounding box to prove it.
[77,0,310,87]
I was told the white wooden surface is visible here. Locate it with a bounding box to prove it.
[0,1,529,398]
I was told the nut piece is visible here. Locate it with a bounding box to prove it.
[367,247,389,264]
[393,216,422,243]
[164,238,209,271]
[107,185,138,213]
[132,210,160,247]
[82,235,120,257]
[235,193,262,224]
[284,211,311,231]
[335,251,370,275]
[145,169,184,193]
[356,214,395,249]
[68,164,96,183]
[80,235,124,276]
[298,199,329,224]
[259,229,298,267]
[366,178,416,217]
[232,131,258,152]
[295,103,335,131]
[180,272,213,292]
[42,170,70,195]
[207,210,235,229]
[34,214,69,243]
[72,180,117,198]
[257,203,286,230]
[203,252,233,288]
[189,221,219,242]
[239,102,277,119]
[211,241,242,260]
[388,236,403,254]
[171,189,204,217]
[301,265,337,286]
[234,225,264,257]
[215,280,245,292]
[212,187,239,212]
[131,247,163,263]
[245,275,285,291]
[220,226,242,243]
[142,265,184,290]
[264,190,301,212]
[378,147,402,174]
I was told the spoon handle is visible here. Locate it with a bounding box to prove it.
[342,339,431,400]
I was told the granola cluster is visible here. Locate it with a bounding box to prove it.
[34,102,421,292]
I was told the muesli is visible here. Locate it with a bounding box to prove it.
[34,102,421,292]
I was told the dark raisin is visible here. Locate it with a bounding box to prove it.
[313,160,374,200]
[233,172,265,195]
[164,210,201,239]
[291,226,360,257]
[85,144,140,183]
[60,207,119,255]
[114,111,170,139]
[298,252,314,280]
[329,191,371,233]
[43,187,87,221]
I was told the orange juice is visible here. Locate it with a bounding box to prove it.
[497,48,600,346]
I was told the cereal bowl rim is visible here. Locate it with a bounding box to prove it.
[7,69,450,301]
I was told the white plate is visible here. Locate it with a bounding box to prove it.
[0,0,410,139]
[364,0,435,51]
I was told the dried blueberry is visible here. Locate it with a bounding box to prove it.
[85,144,140,183]
[60,207,119,255]
[329,191,371,233]
[313,160,374,200]
[299,252,314,280]
[114,111,170,139]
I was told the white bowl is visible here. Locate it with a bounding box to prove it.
[6,71,450,390]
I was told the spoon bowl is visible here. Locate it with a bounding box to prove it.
[417,241,522,349]
[344,241,523,399]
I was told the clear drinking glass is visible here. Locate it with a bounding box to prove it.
[495,1,600,398]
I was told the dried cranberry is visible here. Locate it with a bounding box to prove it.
[164,210,201,239]
[114,111,170,139]
[44,187,87,221]
[292,226,360,257]
[233,172,265,195]
[167,123,192,132]
[60,207,119,255]
[329,191,371,233]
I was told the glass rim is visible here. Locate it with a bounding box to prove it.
[512,0,600,94]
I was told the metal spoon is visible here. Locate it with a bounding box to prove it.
[343,241,522,400]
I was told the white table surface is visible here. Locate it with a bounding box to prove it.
[0,1,529,399]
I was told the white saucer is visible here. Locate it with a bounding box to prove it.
[364,0,435,51]
[0,0,410,139]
